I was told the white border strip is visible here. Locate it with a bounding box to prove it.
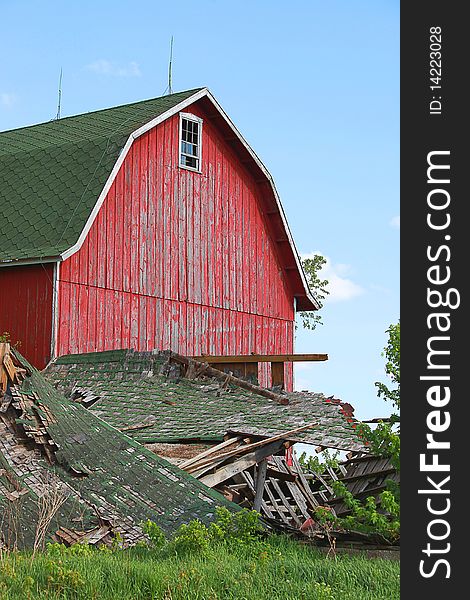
[50,260,60,360]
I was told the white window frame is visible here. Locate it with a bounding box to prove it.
[179,112,203,172]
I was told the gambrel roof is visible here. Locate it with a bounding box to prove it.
[0,88,317,310]
[0,89,200,262]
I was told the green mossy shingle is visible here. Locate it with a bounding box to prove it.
[1,349,233,546]
[47,350,365,452]
[0,89,201,262]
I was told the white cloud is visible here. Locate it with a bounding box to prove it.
[86,59,141,77]
[302,251,364,303]
[1,92,16,108]
[390,215,400,229]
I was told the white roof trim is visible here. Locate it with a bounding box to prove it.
[60,88,208,262]
[202,90,319,310]
[58,87,317,309]
[0,256,59,267]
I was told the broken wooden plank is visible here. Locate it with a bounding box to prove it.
[3,352,17,383]
[166,351,290,405]
[268,478,303,526]
[119,419,158,432]
[241,470,275,519]
[199,440,284,488]
[292,453,322,511]
[262,480,291,525]
[179,436,243,470]
[253,459,268,512]
[186,423,317,473]
[271,456,312,521]
[0,343,8,393]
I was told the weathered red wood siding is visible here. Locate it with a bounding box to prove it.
[0,263,54,369]
[58,102,295,389]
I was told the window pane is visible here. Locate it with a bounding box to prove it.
[180,118,200,169]
[181,155,197,168]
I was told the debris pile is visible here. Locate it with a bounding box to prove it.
[0,344,233,550]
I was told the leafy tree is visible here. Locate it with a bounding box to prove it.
[303,323,401,543]
[299,255,330,330]
[359,322,400,467]
[375,322,400,411]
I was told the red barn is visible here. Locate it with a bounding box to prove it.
[0,88,317,389]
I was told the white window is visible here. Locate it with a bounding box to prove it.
[179,113,202,171]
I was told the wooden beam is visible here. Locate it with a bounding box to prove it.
[253,459,268,512]
[200,441,283,488]
[269,478,303,526]
[240,471,275,519]
[193,353,328,364]
[271,362,285,389]
[179,436,243,470]
[188,423,317,473]
[166,351,290,405]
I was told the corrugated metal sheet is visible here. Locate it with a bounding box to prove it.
[0,264,54,368]
[58,104,295,389]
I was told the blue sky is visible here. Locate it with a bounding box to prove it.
[1,1,399,420]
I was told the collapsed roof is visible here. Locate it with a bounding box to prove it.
[0,345,233,548]
[45,349,365,453]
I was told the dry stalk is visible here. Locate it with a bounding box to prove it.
[33,474,68,556]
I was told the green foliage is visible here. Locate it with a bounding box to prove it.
[375,322,400,410]
[0,332,11,343]
[358,321,400,469]
[163,507,266,557]
[171,519,211,556]
[44,558,85,595]
[298,449,340,474]
[142,519,166,550]
[313,506,337,526]
[299,255,330,330]
[331,480,400,543]
[210,506,264,542]
[46,541,94,557]
[357,421,400,470]
[0,532,400,599]
[299,324,401,543]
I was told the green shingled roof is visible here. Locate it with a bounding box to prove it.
[0,89,202,262]
[1,348,233,548]
[46,350,365,453]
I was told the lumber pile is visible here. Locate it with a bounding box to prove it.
[180,428,399,540]
[179,423,328,528]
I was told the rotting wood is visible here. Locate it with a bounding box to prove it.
[241,470,275,519]
[165,351,290,405]
[268,478,303,526]
[253,459,268,512]
[263,480,291,525]
[184,423,317,473]
[271,361,285,388]
[193,353,328,363]
[199,441,284,488]
[119,419,158,432]
[179,436,243,470]
[271,456,311,520]
[3,352,18,383]
[292,453,321,510]
[0,343,9,394]
[266,467,296,482]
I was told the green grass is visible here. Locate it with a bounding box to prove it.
[0,535,399,600]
